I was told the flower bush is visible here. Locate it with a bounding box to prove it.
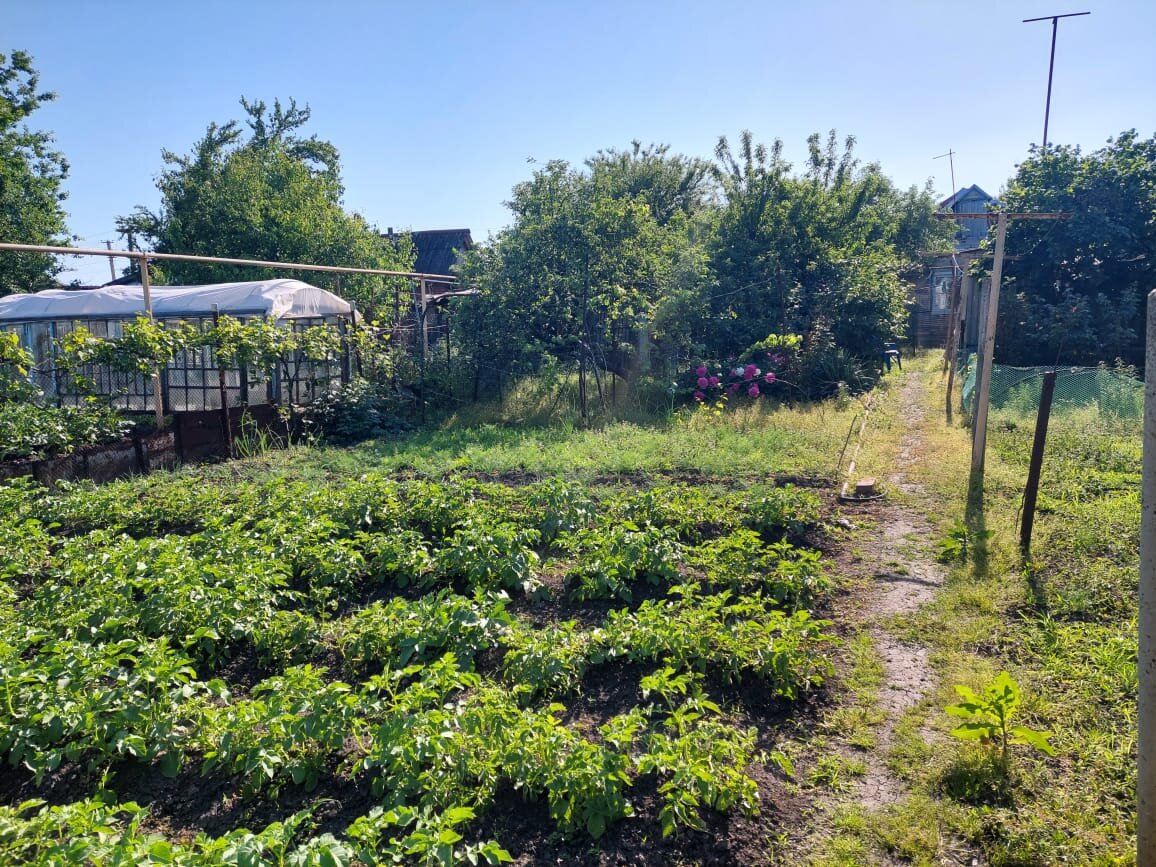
[682,334,801,404]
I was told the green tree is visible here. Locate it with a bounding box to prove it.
[707,130,948,390]
[992,131,1156,366]
[118,98,413,319]
[457,150,698,407]
[0,50,70,295]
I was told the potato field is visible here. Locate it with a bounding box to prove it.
[0,466,838,864]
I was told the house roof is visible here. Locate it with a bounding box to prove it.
[406,229,473,277]
[939,185,994,211]
[0,279,352,322]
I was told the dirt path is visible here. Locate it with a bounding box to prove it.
[851,369,945,811]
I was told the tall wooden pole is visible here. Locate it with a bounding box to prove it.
[138,258,166,432]
[970,211,1007,478]
[211,305,234,458]
[419,278,429,359]
[1139,289,1156,863]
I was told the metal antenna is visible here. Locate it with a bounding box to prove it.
[934,150,957,207]
[1023,11,1090,152]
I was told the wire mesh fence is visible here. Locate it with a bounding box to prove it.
[960,357,1144,433]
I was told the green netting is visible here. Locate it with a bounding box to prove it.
[959,355,1143,423]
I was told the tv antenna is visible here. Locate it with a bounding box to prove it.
[1023,12,1090,152]
[934,149,957,206]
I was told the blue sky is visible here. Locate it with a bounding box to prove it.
[6,0,1155,285]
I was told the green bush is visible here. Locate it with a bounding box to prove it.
[0,403,130,462]
[303,378,411,444]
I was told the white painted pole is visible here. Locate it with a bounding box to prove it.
[1139,289,1156,862]
[970,211,1007,478]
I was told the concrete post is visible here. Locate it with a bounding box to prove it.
[1140,289,1156,862]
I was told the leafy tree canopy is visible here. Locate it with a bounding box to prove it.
[118,97,413,318]
[0,50,71,295]
[707,130,949,362]
[992,131,1156,366]
[457,148,698,395]
[459,132,951,401]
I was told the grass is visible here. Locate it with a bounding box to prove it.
[262,390,875,483]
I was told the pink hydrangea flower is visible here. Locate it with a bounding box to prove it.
[708,375,719,386]
[743,363,757,380]
[693,390,705,401]
[764,372,776,383]
[695,366,707,377]
[727,383,740,395]
[697,376,709,388]
[747,383,760,397]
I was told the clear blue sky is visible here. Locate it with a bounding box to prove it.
[7,0,1155,285]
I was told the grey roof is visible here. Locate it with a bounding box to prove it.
[408,229,474,277]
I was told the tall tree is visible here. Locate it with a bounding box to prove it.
[456,153,696,404]
[0,50,70,295]
[992,131,1156,366]
[118,98,412,318]
[708,130,948,365]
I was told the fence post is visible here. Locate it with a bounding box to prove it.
[1019,370,1056,554]
[1139,289,1156,863]
[138,255,166,432]
[211,305,234,458]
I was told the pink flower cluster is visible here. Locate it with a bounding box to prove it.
[689,361,777,402]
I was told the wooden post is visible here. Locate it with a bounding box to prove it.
[211,305,234,458]
[970,211,1007,478]
[943,267,964,422]
[1019,370,1056,554]
[138,257,166,432]
[1139,289,1156,863]
[419,278,429,359]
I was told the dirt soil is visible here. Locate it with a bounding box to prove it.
[813,369,976,865]
[852,371,945,810]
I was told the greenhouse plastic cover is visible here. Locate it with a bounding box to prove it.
[0,279,353,322]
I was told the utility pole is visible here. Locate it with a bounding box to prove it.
[1023,12,1090,151]
[104,240,116,281]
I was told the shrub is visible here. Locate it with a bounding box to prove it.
[0,403,131,462]
[303,377,410,444]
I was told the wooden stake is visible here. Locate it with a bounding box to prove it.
[211,305,234,457]
[1019,370,1056,554]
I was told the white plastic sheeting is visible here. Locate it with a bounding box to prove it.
[0,279,352,322]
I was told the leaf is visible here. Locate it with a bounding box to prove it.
[952,684,981,704]
[443,806,475,825]
[1009,726,1056,756]
[950,721,998,741]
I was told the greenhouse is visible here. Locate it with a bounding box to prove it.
[0,279,353,411]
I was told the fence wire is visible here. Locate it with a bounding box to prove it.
[960,357,1144,431]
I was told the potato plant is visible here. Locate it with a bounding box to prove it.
[0,467,838,860]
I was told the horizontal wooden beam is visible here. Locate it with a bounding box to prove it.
[935,212,1072,220]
